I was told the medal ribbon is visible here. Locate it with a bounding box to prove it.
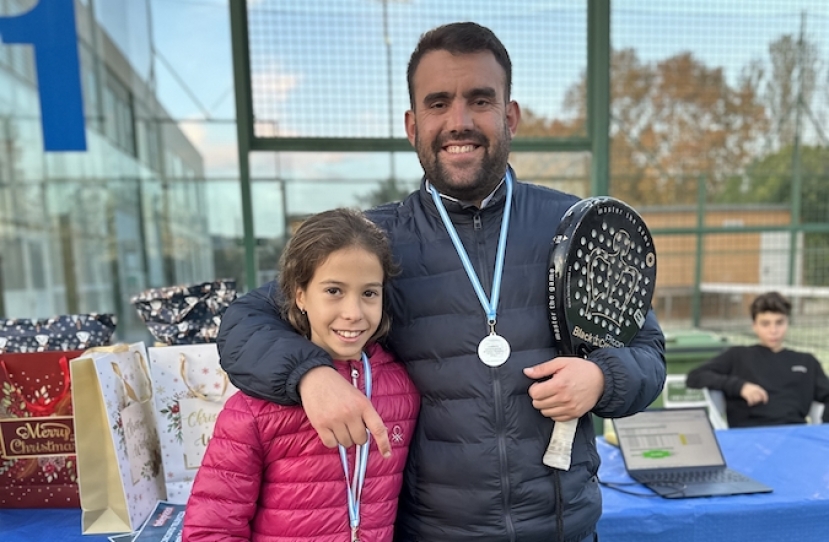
[430,170,514,328]
[338,352,372,537]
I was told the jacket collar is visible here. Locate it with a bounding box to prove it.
[419,165,514,215]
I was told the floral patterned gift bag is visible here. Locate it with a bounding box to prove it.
[0,350,84,508]
[70,344,166,534]
[147,343,237,503]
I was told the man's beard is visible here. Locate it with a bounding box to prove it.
[416,127,511,204]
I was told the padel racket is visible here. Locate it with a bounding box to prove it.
[542,197,657,470]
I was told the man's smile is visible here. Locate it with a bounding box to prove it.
[444,144,480,154]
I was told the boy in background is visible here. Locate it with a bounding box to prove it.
[687,291,829,427]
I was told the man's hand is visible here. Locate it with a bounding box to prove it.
[740,382,769,407]
[523,357,605,421]
[298,366,391,458]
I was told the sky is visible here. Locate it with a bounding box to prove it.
[84,0,829,238]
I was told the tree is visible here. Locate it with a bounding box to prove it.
[720,144,829,219]
[358,177,411,207]
[611,50,768,204]
[519,107,583,138]
[763,34,819,150]
[719,145,829,285]
[534,49,769,205]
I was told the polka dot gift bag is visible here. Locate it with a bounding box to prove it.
[0,350,84,508]
[0,314,116,353]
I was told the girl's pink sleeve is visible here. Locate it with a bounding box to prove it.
[182,394,264,542]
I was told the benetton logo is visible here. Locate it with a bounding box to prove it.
[0,416,76,458]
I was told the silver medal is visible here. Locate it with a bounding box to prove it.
[478,334,511,367]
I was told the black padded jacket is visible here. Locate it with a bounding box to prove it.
[217,174,667,542]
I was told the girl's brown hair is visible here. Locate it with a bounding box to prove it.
[278,208,398,344]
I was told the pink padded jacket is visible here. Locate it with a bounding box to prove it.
[183,343,419,542]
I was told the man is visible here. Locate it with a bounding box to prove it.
[687,291,829,427]
[218,22,666,542]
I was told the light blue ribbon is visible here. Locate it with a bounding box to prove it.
[430,170,514,327]
[338,352,372,535]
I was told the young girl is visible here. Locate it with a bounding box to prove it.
[183,208,419,542]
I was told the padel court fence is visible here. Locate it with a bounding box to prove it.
[231,1,829,360]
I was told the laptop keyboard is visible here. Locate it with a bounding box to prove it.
[638,469,752,485]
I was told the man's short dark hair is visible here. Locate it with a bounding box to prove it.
[750,291,792,320]
[406,22,512,109]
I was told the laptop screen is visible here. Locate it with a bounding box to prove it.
[613,408,726,470]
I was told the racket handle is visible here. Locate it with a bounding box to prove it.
[542,418,578,470]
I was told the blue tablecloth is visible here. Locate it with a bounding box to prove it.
[3,424,829,541]
[0,508,110,542]
[597,423,829,542]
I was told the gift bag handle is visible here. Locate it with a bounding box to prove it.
[179,353,229,401]
[111,351,154,405]
[0,356,71,416]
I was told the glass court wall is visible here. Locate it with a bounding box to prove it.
[0,0,213,342]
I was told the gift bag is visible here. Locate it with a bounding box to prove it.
[0,314,116,353]
[70,344,166,534]
[130,280,236,346]
[0,350,84,508]
[148,343,237,503]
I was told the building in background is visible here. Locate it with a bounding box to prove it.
[0,0,212,342]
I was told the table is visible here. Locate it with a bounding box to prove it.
[4,424,829,541]
[0,508,110,542]
[597,423,829,542]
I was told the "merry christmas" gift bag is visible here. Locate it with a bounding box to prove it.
[70,343,166,534]
[148,343,236,503]
[0,350,83,508]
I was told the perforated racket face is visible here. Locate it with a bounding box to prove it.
[548,197,657,357]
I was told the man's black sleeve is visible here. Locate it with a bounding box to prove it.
[216,281,332,405]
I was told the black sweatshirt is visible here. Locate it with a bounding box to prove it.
[686,344,829,427]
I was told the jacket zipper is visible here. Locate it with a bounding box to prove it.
[350,363,361,542]
[493,376,516,540]
[474,209,516,540]
[350,364,360,388]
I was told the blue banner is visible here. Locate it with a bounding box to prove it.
[0,0,87,151]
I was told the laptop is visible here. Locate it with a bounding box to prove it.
[612,407,773,498]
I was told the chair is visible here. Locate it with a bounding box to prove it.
[810,402,825,424]
[707,389,825,426]
[661,374,729,429]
